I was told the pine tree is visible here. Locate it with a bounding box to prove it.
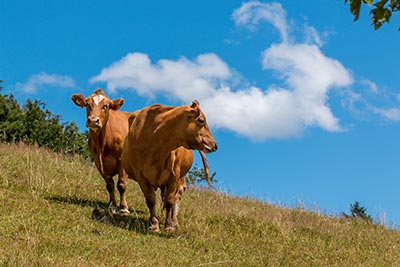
[350,201,373,223]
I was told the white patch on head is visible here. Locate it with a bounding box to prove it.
[92,95,104,105]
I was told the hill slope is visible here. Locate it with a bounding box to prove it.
[0,143,399,266]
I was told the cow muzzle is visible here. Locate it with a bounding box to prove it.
[203,141,218,153]
[86,116,101,130]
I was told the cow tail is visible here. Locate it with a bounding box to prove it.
[198,150,214,189]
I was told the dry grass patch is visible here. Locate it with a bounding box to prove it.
[1,143,400,266]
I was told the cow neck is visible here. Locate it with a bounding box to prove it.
[152,106,187,156]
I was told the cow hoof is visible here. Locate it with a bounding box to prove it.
[148,225,160,232]
[165,226,176,232]
[119,208,130,215]
[109,206,118,214]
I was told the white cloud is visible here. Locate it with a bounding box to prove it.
[361,79,379,94]
[303,24,324,47]
[91,53,232,102]
[202,86,304,140]
[341,78,400,122]
[371,107,400,121]
[262,43,353,132]
[90,1,355,141]
[16,72,75,94]
[232,1,289,43]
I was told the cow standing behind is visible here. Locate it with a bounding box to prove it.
[122,100,217,231]
[71,89,130,214]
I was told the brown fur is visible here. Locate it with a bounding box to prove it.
[71,89,131,213]
[122,100,217,231]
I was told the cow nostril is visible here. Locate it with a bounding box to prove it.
[87,117,99,124]
[214,143,218,151]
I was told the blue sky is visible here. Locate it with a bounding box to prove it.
[2,0,400,226]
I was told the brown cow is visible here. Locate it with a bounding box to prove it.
[122,100,217,231]
[71,89,130,214]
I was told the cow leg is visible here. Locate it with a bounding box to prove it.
[164,179,180,231]
[172,182,185,226]
[138,180,159,232]
[168,177,186,231]
[104,176,118,214]
[117,168,129,214]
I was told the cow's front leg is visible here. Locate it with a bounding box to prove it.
[117,168,129,214]
[103,176,118,214]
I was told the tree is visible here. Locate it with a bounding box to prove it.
[61,122,91,159]
[0,91,25,142]
[185,164,217,186]
[349,201,373,222]
[22,99,63,150]
[345,0,400,30]
[0,89,90,158]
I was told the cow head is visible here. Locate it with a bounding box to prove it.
[183,100,218,153]
[71,89,124,132]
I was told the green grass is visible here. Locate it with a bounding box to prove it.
[1,143,400,266]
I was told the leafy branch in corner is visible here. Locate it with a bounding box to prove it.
[345,0,400,30]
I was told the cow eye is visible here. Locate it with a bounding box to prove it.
[102,105,108,110]
[198,117,205,125]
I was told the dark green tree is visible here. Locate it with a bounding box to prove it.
[0,88,90,158]
[61,122,91,159]
[350,201,373,222]
[345,0,400,30]
[185,164,217,186]
[0,91,25,142]
[22,99,63,151]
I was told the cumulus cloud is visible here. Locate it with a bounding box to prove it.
[201,86,303,140]
[262,43,353,132]
[90,1,355,141]
[91,53,232,102]
[16,72,75,94]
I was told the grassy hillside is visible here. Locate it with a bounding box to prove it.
[1,143,400,266]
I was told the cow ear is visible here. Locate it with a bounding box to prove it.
[189,100,200,116]
[71,94,87,108]
[190,100,200,109]
[110,98,124,110]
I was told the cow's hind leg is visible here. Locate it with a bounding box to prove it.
[139,180,159,232]
[117,168,129,214]
[171,183,185,227]
[104,176,118,214]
